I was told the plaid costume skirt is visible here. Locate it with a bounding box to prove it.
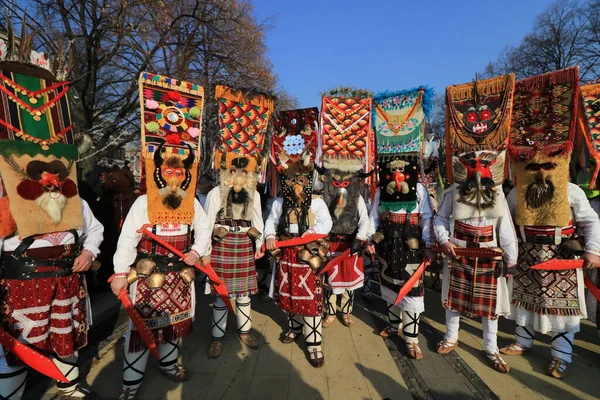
[377,212,423,303]
[275,247,323,317]
[445,221,501,318]
[324,241,364,295]
[211,231,258,298]
[1,246,88,366]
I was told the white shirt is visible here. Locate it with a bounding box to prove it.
[196,193,208,210]
[368,183,434,246]
[112,195,211,273]
[204,187,264,248]
[264,197,333,237]
[0,200,103,256]
[355,196,370,241]
[434,187,518,264]
[506,183,600,256]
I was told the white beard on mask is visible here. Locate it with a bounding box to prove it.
[36,191,68,224]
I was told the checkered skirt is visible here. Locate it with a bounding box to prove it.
[211,232,258,298]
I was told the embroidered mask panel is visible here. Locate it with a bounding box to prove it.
[377,155,419,212]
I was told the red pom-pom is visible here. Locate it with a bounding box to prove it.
[16,180,45,200]
[167,91,181,103]
[61,179,78,198]
[166,134,180,145]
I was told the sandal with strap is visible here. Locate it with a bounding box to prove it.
[406,342,424,360]
[341,314,354,327]
[308,348,325,368]
[499,342,531,356]
[322,315,336,328]
[436,339,458,355]
[548,358,568,379]
[119,387,139,400]
[160,363,189,382]
[379,326,400,338]
[483,352,510,373]
[208,340,223,358]
[59,385,100,400]
[281,330,300,344]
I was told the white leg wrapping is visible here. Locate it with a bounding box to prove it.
[340,290,355,315]
[481,317,499,354]
[302,316,323,359]
[515,324,535,349]
[387,303,402,330]
[550,331,575,363]
[54,354,81,396]
[122,335,150,392]
[402,310,420,344]
[158,340,179,371]
[286,312,303,336]
[324,290,336,316]
[0,357,27,400]
[445,309,460,343]
[211,296,228,340]
[236,296,252,334]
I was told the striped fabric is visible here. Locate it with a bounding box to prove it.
[382,211,419,225]
[211,231,258,298]
[137,232,191,256]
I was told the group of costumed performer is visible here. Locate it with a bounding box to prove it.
[265,107,332,367]
[204,86,274,358]
[0,29,104,399]
[366,87,435,360]
[317,90,374,329]
[110,73,211,399]
[500,67,600,379]
[434,74,518,373]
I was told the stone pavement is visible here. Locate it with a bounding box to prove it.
[34,274,600,399]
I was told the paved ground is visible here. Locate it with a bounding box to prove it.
[33,274,600,400]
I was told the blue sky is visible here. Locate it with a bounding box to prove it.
[252,0,556,108]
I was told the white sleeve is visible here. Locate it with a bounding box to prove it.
[311,198,333,235]
[433,188,453,244]
[569,183,600,256]
[356,196,370,241]
[113,196,147,273]
[81,200,104,257]
[417,183,435,246]
[496,196,518,264]
[264,198,283,238]
[191,199,212,257]
[252,191,265,248]
[204,188,220,231]
[367,189,380,239]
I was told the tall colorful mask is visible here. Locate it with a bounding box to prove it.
[372,87,433,212]
[0,33,84,238]
[215,85,274,220]
[509,67,580,227]
[139,72,204,225]
[270,108,318,233]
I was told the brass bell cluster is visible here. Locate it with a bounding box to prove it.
[212,226,262,242]
[297,238,329,271]
[127,258,196,289]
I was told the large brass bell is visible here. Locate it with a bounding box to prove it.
[305,242,320,256]
[371,232,385,244]
[268,248,282,258]
[145,272,166,289]
[406,237,420,250]
[136,258,157,277]
[297,249,312,263]
[317,245,329,258]
[127,268,140,285]
[179,267,196,284]
[246,227,261,241]
[307,255,324,271]
[487,247,504,262]
[213,226,229,242]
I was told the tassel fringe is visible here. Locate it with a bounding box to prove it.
[511,300,584,317]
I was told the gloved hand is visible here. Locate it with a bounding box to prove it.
[351,239,363,255]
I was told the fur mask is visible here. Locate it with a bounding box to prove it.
[219,157,258,220]
[152,142,194,210]
[512,151,571,227]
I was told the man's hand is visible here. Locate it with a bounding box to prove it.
[583,252,600,269]
[504,263,517,277]
[254,249,264,260]
[182,251,199,266]
[266,238,277,251]
[72,252,93,272]
[201,256,211,266]
[441,241,457,257]
[365,244,376,255]
[110,277,128,296]
[301,230,314,238]
[423,248,435,262]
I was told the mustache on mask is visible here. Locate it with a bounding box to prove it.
[457,177,496,210]
[525,176,555,209]
[36,191,68,224]
[159,187,187,210]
